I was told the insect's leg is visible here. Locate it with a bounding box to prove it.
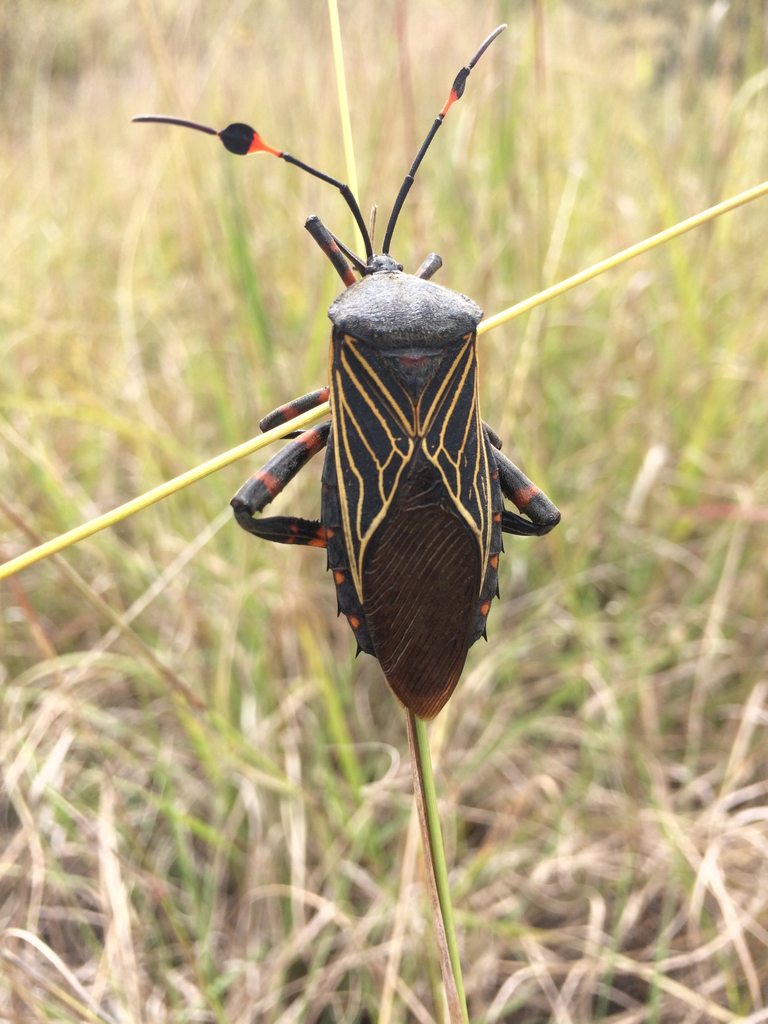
[304,215,361,283]
[414,252,442,280]
[231,422,331,546]
[482,421,503,451]
[259,386,330,437]
[492,445,561,537]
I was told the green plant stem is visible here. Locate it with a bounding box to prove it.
[406,710,468,1024]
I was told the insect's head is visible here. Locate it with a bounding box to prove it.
[133,24,505,287]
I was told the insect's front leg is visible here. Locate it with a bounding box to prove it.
[259,386,330,438]
[231,422,331,546]
[485,430,561,537]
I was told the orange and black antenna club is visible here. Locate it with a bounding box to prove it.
[131,115,280,155]
[132,115,373,260]
[380,23,506,256]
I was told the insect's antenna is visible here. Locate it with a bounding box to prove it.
[133,115,374,260]
[381,24,506,256]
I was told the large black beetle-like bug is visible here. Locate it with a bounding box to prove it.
[135,24,560,719]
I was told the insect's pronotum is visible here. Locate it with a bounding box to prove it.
[136,24,560,720]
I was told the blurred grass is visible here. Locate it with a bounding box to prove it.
[1,1,768,1021]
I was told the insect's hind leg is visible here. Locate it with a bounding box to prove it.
[491,445,561,537]
[260,386,330,438]
[231,422,331,546]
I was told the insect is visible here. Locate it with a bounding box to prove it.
[135,24,560,720]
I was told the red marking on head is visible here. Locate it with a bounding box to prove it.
[513,485,540,509]
[481,601,491,616]
[333,570,345,585]
[490,555,499,569]
[397,354,427,367]
[255,470,281,496]
[347,614,360,630]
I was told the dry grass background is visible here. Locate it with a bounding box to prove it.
[2,1,768,1021]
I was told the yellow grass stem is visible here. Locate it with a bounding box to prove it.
[0,405,329,581]
[477,176,768,336]
[327,0,361,246]
[3,176,768,584]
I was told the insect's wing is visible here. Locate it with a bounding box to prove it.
[418,332,495,571]
[362,453,482,719]
[329,331,493,719]
[329,332,418,601]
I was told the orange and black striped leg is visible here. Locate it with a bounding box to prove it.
[494,449,561,537]
[304,215,362,284]
[231,422,331,546]
[259,386,331,438]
